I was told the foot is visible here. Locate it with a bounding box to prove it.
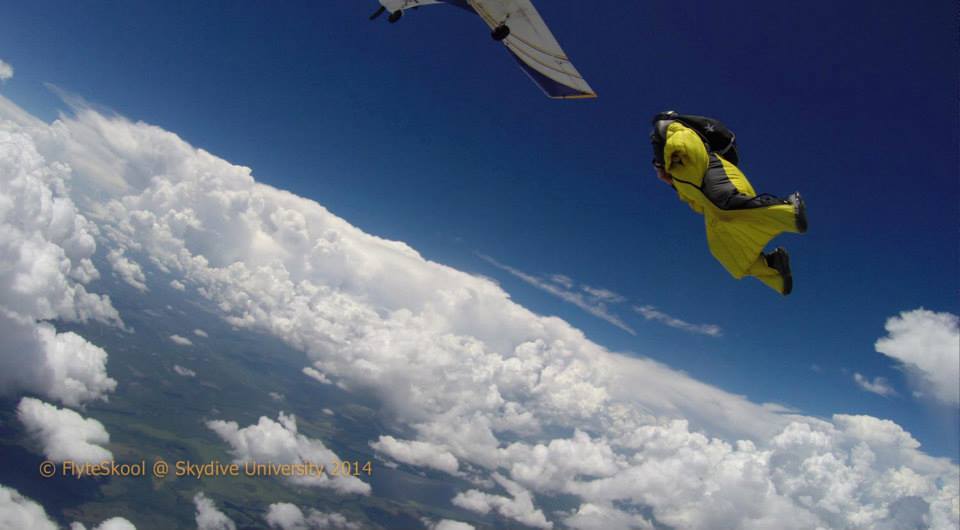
[787,192,807,233]
[765,247,793,295]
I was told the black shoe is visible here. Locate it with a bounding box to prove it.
[765,247,793,295]
[788,192,807,233]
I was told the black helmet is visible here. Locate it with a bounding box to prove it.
[650,110,678,168]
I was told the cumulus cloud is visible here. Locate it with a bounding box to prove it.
[17,397,112,463]
[875,309,959,405]
[265,503,359,530]
[173,364,196,377]
[193,328,208,338]
[563,502,653,530]
[453,473,552,529]
[169,334,192,346]
[193,492,236,530]
[0,94,956,530]
[422,519,475,530]
[206,412,370,495]
[853,373,897,397]
[106,248,147,291]
[0,123,122,407]
[169,279,186,291]
[1,483,135,530]
[0,483,57,530]
[302,366,331,385]
[634,305,722,337]
[478,254,636,335]
[269,392,285,401]
[0,319,117,407]
[70,518,137,530]
[0,59,12,82]
[370,435,460,474]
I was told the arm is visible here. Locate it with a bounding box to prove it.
[653,162,705,214]
[654,165,674,187]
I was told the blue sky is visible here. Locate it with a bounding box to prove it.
[1,0,957,461]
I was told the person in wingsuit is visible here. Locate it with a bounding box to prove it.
[650,111,807,295]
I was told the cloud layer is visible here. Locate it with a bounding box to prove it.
[634,305,722,337]
[0,95,956,530]
[478,254,636,335]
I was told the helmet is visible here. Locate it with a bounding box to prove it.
[650,110,678,168]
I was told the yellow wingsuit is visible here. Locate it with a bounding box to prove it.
[662,122,803,294]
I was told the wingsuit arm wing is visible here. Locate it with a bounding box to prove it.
[663,123,709,185]
[679,192,704,214]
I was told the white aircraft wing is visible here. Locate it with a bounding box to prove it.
[375,0,596,99]
[379,0,444,11]
[467,0,596,99]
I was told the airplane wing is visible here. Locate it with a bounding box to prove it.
[379,0,445,11]
[375,0,596,99]
[468,0,596,99]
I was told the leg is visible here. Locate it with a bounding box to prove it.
[745,249,792,295]
[702,154,808,233]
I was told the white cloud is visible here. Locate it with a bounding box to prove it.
[1,482,134,530]
[106,248,147,291]
[169,334,192,346]
[563,502,653,530]
[0,94,956,530]
[634,305,722,337]
[0,483,58,530]
[193,492,236,530]
[70,518,137,530]
[17,397,112,463]
[0,318,117,407]
[0,60,12,82]
[478,254,636,335]
[0,123,122,407]
[265,503,360,530]
[499,429,621,493]
[193,328,208,338]
[853,373,897,397]
[302,366,331,384]
[206,412,370,495]
[265,502,304,529]
[370,435,460,474]
[173,364,196,377]
[423,519,475,530]
[875,308,959,405]
[170,279,186,291]
[581,285,626,303]
[269,392,285,401]
[453,473,553,529]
